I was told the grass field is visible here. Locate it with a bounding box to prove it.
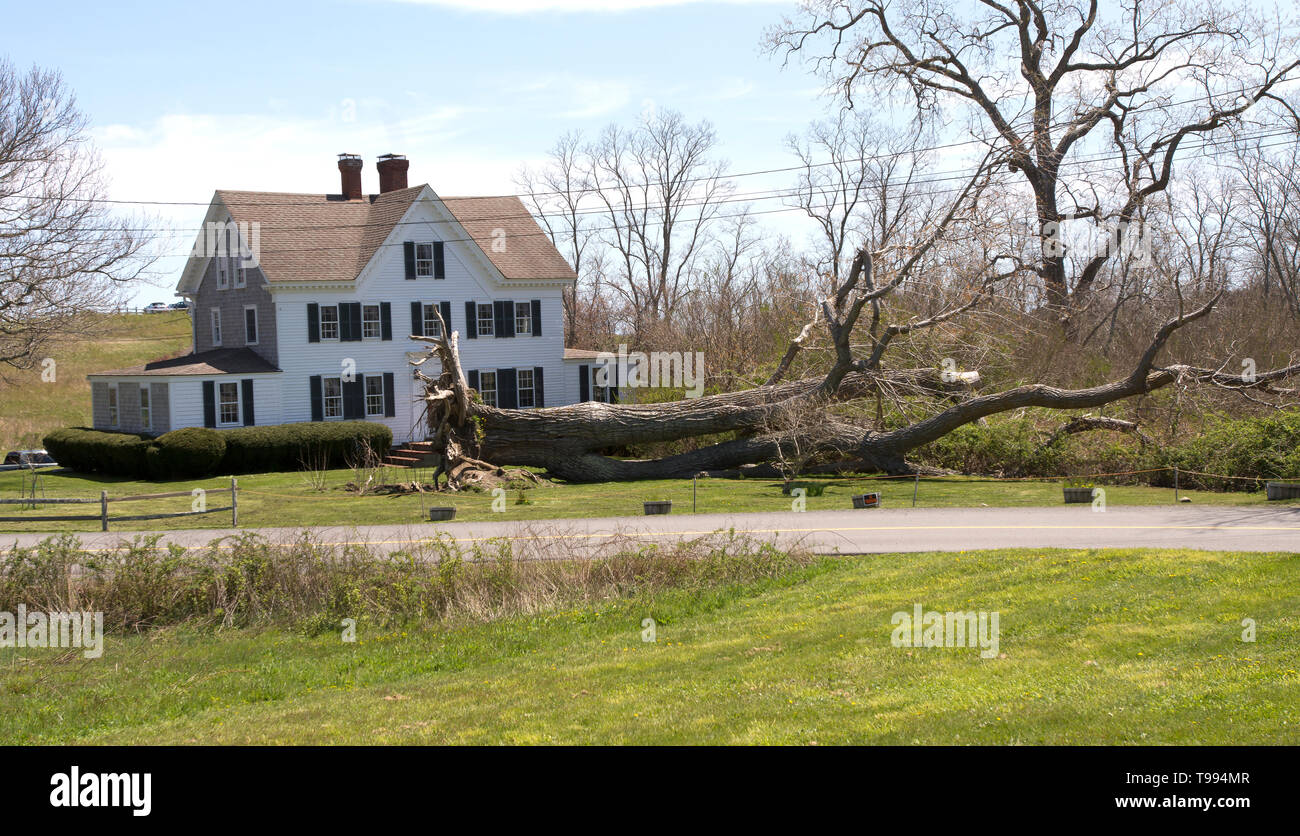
[3,547,1296,744]
[0,465,1288,532]
[0,311,191,451]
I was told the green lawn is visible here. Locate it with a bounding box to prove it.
[0,466,1288,532]
[3,547,1296,744]
[0,311,192,451]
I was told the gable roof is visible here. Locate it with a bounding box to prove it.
[180,187,577,288]
[217,186,423,285]
[440,196,578,282]
[88,348,281,377]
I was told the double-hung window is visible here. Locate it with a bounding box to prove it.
[517,368,535,408]
[515,302,532,335]
[477,303,494,337]
[593,383,609,403]
[218,382,240,425]
[422,303,443,338]
[319,305,340,340]
[365,375,385,417]
[362,304,381,339]
[415,243,436,278]
[322,376,343,419]
[479,371,497,407]
[107,384,119,426]
[139,385,151,430]
[211,309,222,346]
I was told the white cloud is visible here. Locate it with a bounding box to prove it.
[388,0,790,12]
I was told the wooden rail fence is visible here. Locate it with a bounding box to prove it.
[0,478,238,531]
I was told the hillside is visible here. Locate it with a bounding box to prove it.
[0,311,192,450]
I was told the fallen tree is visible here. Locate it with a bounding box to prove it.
[410,243,1300,487]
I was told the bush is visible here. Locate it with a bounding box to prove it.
[43,427,151,477]
[219,421,392,474]
[44,421,393,479]
[146,427,227,479]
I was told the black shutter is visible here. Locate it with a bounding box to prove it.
[307,303,320,343]
[531,300,542,337]
[202,381,216,428]
[464,301,477,338]
[404,242,416,280]
[343,375,364,420]
[309,376,323,422]
[468,369,479,392]
[534,366,545,408]
[241,378,255,426]
[339,303,353,341]
[380,302,392,341]
[503,301,516,338]
[498,368,518,409]
[439,301,452,335]
[493,301,505,337]
[383,372,396,418]
[433,242,445,279]
[579,364,590,402]
[410,301,423,337]
[348,302,363,342]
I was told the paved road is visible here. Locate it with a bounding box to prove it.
[4,505,1298,556]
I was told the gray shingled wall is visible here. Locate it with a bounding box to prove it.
[193,253,278,366]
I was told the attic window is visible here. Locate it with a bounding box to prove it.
[415,244,434,277]
[415,242,445,279]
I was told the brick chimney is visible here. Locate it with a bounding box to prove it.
[377,154,409,193]
[337,153,363,200]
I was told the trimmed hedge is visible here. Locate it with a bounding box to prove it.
[43,428,152,478]
[43,421,393,480]
[146,427,227,480]
[219,421,392,473]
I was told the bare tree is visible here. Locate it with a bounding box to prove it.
[768,0,1300,330]
[0,60,150,373]
[586,110,733,342]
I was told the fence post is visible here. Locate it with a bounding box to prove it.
[231,477,238,527]
[913,473,919,507]
[100,490,108,532]
[693,475,697,514]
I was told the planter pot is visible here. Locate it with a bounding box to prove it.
[643,501,672,515]
[1063,487,1094,504]
[851,492,881,509]
[428,507,457,522]
[1265,481,1300,501]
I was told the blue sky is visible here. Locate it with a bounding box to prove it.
[5,0,830,304]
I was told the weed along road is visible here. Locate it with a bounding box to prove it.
[5,506,1300,556]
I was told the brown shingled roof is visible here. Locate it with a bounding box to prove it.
[218,187,422,284]
[441,195,578,281]
[89,348,281,377]
[213,188,576,283]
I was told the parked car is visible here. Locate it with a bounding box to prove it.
[144,302,170,313]
[1,449,57,469]
[169,300,190,310]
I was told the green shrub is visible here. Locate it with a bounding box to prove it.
[219,421,392,474]
[45,421,393,479]
[146,427,227,479]
[42,427,151,477]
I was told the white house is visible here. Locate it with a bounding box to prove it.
[88,154,608,443]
